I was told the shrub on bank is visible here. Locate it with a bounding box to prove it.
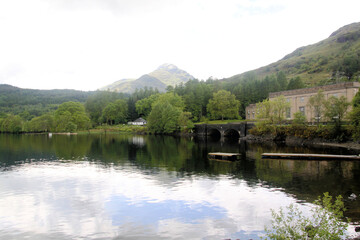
[264,193,349,239]
[88,124,147,134]
[250,123,353,142]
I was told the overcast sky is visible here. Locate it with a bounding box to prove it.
[0,0,359,91]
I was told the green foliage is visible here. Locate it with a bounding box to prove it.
[0,114,23,133]
[24,114,54,132]
[287,76,305,90]
[250,123,353,141]
[307,90,326,123]
[157,92,185,110]
[19,111,34,121]
[256,95,290,124]
[292,111,306,125]
[0,84,93,117]
[85,91,126,125]
[207,90,240,120]
[178,112,194,133]
[264,193,349,240]
[324,96,350,125]
[54,102,91,132]
[333,53,360,80]
[101,99,128,125]
[174,79,213,121]
[135,94,160,117]
[276,71,288,91]
[349,91,360,139]
[128,87,160,121]
[89,124,147,134]
[147,93,186,134]
[147,101,182,134]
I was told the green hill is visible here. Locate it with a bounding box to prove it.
[100,63,194,93]
[0,84,95,116]
[225,22,360,86]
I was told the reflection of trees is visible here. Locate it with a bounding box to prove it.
[87,134,134,165]
[53,135,92,160]
[0,134,55,168]
[142,136,193,171]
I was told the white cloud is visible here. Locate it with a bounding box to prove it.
[0,0,359,90]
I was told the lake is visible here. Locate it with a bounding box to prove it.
[0,133,359,239]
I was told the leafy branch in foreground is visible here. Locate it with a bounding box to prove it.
[264,192,349,240]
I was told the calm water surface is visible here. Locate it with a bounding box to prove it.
[0,134,359,239]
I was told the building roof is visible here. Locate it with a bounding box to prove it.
[133,118,147,122]
[269,82,360,98]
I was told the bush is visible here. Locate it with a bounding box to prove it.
[250,124,352,141]
[264,193,349,240]
[1,115,23,133]
[249,121,275,136]
[292,111,306,125]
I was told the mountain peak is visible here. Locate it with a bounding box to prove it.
[99,63,194,93]
[150,63,194,86]
[157,63,178,70]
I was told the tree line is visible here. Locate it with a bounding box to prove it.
[1,71,359,135]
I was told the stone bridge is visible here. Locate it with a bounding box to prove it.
[194,122,255,139]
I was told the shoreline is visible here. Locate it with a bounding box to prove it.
[243,134,360,151]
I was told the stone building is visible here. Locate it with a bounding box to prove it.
[246,82,360,122]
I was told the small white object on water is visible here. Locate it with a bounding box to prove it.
[349,193,357,200]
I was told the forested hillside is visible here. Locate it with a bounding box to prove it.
[225,22,360,86]
[0,84,96,117]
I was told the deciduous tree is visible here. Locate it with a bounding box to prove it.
[207,90,240,120]
[101,99,128,125]
[25,113,54,132]
[135,94,160,117]
[256,95,290,124]
[308,90,326,123]
[0,114,23,133]
[54,101,91,132]
[147,93,186,134]
[324,96,350,125]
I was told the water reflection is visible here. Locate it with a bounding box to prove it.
[0,134,359,239]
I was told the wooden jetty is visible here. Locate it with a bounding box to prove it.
[261,153,360,161]
[208,152,241,161]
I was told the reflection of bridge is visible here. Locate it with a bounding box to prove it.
[194,123,255,139]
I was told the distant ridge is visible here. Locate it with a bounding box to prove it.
[0,84,95,115]
[100,64,194,93]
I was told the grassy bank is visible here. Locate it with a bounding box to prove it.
[77,124,147,134]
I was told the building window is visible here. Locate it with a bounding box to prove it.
[299,106,305,116]
[300,97,305,102]
[286,107,291,119]
[333,93,338,98]
[286,98,291,103]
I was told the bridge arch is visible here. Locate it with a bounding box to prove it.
[207,128,221,138]
[224,129,240,138]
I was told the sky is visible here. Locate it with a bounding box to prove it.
[0,0,359,91]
